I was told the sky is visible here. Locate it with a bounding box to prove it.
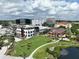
[0,0,79,20]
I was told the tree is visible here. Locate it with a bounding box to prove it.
[42,22,47,26]
[71,26,79,35]
[46,47,61,59]
[2,21,10,27]
[71,24,79,35]
[12,25,17,36]
[47,21,54,27]
[23,52,26,59]
[21,27,25,38]
[58,26,66,29]
[42,22,54,27]
[8,35,15,50]
[76,34,79,42]
[0,36,5,49]
[0,39,3,49]
[10,35,15,45]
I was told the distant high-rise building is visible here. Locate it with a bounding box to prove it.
[16,19,20,24]
[32,19,46,26]
[16,19,32,25]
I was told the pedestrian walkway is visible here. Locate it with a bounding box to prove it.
[29,39,60,58]
[0,46,8,55]
[0,55,22,59]
[15,37,22,42]
[0,39,60,59]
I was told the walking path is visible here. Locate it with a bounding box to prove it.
[0,46,8,55]
[0,45,23,59]
[15,37,22,42]
[0,55,22,59]
[28,39,61,59]
[0,37,22,59]
[0,39,60,59]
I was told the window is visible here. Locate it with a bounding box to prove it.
[28,35,30,37]
[28,31,30,33]
[17,30,20,32]
[33,31,34,32]
[31,34,32,36]
[31,31,32,33]
[26,35,27,37]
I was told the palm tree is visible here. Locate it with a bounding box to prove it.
[21,26,25,39]
[23,52,26,59]
[12,25,17,36]
[9,35,15,49]
[0,36,4,49]
[66,24,72,38]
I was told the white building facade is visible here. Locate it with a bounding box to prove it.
[32,19,46,26]
[16,25,35,39]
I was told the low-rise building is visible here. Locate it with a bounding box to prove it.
[0,25,2,29]
[16,25,35,39]
[16,25,50,38]
[54,22,72,28]
[48,28,66,37]
[0,28,13,36]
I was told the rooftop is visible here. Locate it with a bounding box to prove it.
[57,22,70,25]
[49,28,65,35]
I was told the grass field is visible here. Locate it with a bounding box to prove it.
[33,40,79,59]
[9,35,53,57]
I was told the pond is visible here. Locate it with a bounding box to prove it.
[58,47,79,59]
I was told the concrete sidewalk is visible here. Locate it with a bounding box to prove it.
[0,55,23,59]
[0,46,8,55]
[15,37,22,42]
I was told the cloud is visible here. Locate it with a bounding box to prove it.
[70,2,79,10]
[0,0,79,20]
[0,2,2,5]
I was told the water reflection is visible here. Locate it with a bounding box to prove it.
[59,47,79,59]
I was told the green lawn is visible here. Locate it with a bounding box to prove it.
[9,35,53,57]
[33,40,79,59]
